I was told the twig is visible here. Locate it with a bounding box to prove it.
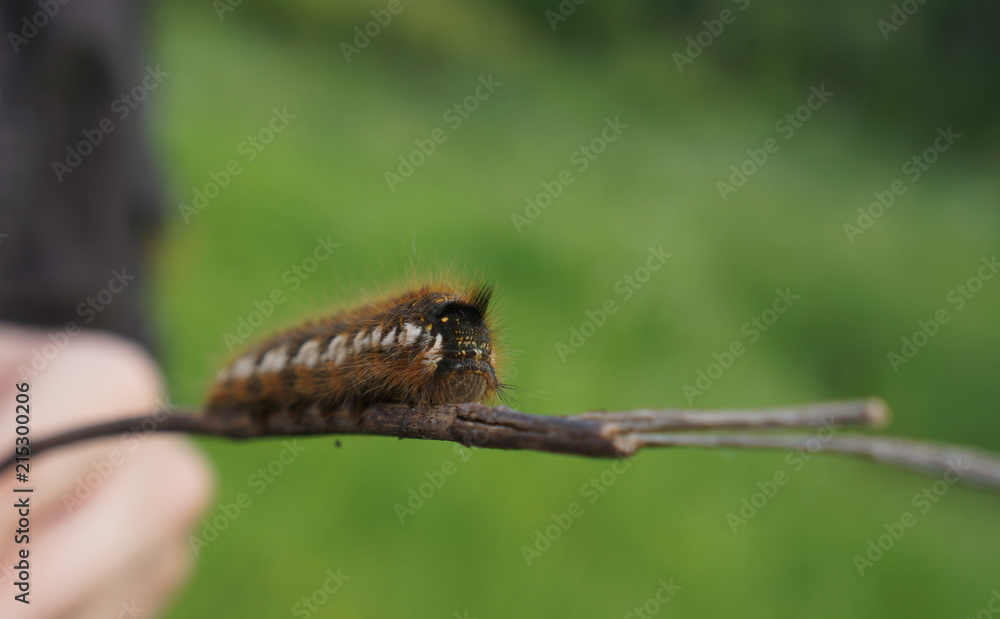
[632,433,1000,491]
[5,398,1000,494]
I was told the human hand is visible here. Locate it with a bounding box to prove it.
[0,325,214,618]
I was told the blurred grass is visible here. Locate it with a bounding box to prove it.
[151,3,1000,618]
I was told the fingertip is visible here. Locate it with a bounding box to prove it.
[156,441,217,532]
[59,331,166,415]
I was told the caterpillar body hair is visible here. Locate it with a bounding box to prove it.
[207,281,503,418]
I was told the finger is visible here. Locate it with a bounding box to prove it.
[72,534,196,619]
[0,330,166,542]
[0,438,213,618]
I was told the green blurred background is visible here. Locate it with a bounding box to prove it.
[150,1,1000,617]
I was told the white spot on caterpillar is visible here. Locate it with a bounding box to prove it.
[433,333,443,351]
[381,328,397,348]
[258,346,289,374]
[353,330,369,353]
[291,338,322,367]
[423,333,443,367]
[230,355,257,380]
[320,335,349,365]
[320,335,343,363]
[402,323,422,346]
[370,325,382,350]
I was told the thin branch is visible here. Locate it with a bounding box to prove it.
[5,398,1000,495]
[574,398,890,433]
[632,433,1000,492]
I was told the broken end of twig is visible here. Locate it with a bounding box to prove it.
[611,434,641,457]
[862,397,892,429]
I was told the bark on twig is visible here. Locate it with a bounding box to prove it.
[5,398,1000,494]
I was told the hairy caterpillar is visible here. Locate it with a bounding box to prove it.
[207,281,503,418]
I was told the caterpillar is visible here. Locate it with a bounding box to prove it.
[207,281,503,419]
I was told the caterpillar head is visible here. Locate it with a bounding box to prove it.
[395,285,499,405]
